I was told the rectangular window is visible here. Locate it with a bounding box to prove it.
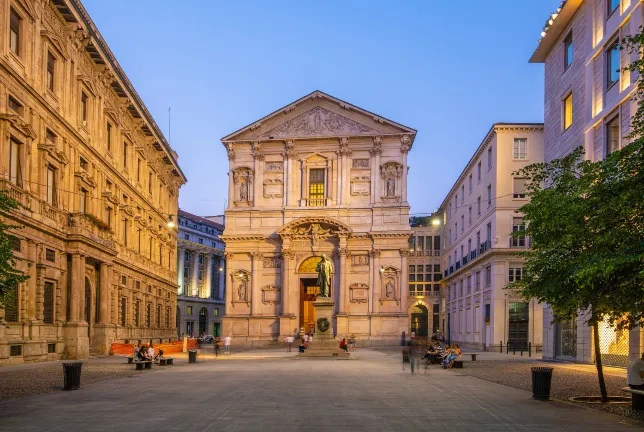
[157,304,161,328]
[148,172,153,194]
[508,267,524,282]
[137,228,142,253]
[79,157,88,171]
[487,147,492,169]
[487,185,492,207]
[564,32,573,70]
[120,298,126,326]
[81,92,88,123]
[46,52,56,92]
[9,138,22,186]
[104,207,112,227]
[43,282,54,324]
[46,167,57,206]
[513,138,528,160]
[79,189,87,213]
[417,236,424,251]
[477,197,481,215]
[563,93,573,130]
[45,248,55,262]
[477,162,481,181]
[8,96,23,115]
[122,218,128,246]
[106,123,112,152]
[135,300,140,327]
[309,168,325,206]
[475,271,481,291]
[606,116,620,156]
[461,215,464,232]
[123,142,128,169]
[513,178,527,199]
[460,185,464,202]
[9,8,20,56]
[137,159,141,182]
[214,308,219,317]
[146,303,151,327]
[166,306,170,327]
[187,306,193,315]
[468,174,472,194]
[608,0,620,16]
[199,238,203,245]
[485,266,492,287]
[607,40,620,88]
[434,236,440,251]
[468,207,472,225]
[4,283,18,322]
[512,217,526,247]
[486,222,492,243]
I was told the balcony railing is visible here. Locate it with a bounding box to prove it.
[509,237,531,248]
[68,213,116,250]
[444,240,494,279]
[409,250,441,257]
[306,198,327,207]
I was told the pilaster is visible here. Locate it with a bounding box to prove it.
[250,252,263,315]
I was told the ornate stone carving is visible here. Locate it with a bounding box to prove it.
[230,269,251,307]
[370,249,381,258]
[400,134,412,154]
[281,249,296,259]
[351,255,369,266]
[338,137,352,156]
[483,291,492,303]
[224,252,234,260]
[38,143,69,165]
[339,248,351,257]
[349,283,369,303]
[263,257,281,268]
[352,158,370,169]
[379,266,400,305]
[251,141,264,160]
[232,167,253,206]
[350,176,370,196]
[263,178,283,199]
[249,252,264,260]
[265,161,283,172]
[278,217,352,238]
[370,136,383,156]
[380,161,402,201]
[398,248,410,257]
[261,285,281,305]
[225,142,235,161]
[260,107,377,139]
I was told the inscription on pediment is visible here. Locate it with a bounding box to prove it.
[260,107,377,139]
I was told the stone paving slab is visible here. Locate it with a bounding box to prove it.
[0,349,641,432]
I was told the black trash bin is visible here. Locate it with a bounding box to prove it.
[531,367,553,400]
[63,362,82,391]
[188,350,197,363]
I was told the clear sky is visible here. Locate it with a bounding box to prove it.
[82,0,558,217]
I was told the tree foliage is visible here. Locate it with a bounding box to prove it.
[0,188,29,324]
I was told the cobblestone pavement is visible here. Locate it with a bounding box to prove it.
[0,349,642,432]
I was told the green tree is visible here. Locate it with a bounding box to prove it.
[0,188,29,325]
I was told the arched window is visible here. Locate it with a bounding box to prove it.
[298,256,322,273]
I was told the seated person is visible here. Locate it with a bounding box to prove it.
[154,348,164,363]
[138,346,150,361]
[442,346,458,369]
[339,338,348,352]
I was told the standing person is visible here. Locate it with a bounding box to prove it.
[303,333,309,345]
[224,335,232,354]
[133,344,140,359]
[409,344,418,374]
[627,352,644,389]
[286,335,294,352]
[148,344,155,360]
[214,337,221,357]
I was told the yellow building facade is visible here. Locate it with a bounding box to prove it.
[0,0,185,364]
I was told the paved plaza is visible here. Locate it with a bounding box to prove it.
[0,349,642,432]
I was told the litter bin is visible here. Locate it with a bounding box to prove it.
[63,362,82,390]
[188,349,198,363]
[531,367,553,400]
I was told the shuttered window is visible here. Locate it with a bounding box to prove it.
[513,178,527,198]
[43,282,54,324]
[4,284,19,322]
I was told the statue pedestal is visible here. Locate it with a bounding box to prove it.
[301,297,350,358]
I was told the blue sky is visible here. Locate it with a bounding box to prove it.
[82,0,558,217]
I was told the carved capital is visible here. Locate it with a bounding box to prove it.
[400,134,412,154]
[370,249,381,258]
[225,142,236,161]
[339,247,351,257]
[224,252,234,260]
[249,252,264,260]
[281,249,296,259]
[399,248,410,257]
[370,136,383,156]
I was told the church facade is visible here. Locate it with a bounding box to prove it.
[220,91,416,346]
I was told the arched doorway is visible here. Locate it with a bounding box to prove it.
[298,256,322,333]
[410,304,429,338]
[199,307,208,336]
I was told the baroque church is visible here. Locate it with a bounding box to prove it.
[220,91,415,345]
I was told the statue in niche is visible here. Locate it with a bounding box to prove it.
[237,278,248,301]
[239,181,249,201]
[386,179,395,197]
[385,280,394,298]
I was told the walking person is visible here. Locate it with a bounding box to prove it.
[286,335,294,352]
[214,337,221,357]
[223,335,232,354]
[409,344,418,374]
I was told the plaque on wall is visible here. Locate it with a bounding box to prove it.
[350,176,371,197]
[351,255,369,266]
[265,161,283,172]
[263,178,284,199]
[352,159,370,169]
[349,283,369,303]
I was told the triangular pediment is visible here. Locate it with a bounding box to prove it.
[222,90,416,142]
[259,106,377,139]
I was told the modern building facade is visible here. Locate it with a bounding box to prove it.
[440,123,544,352]
[220,91,416,346]
[0,0,185,364]
[176,210,225,338]
[408,218,443,339]
[531,0,643,366]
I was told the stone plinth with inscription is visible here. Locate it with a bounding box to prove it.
[301,297,350,358]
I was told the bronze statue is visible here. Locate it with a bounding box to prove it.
[316,254,333,298]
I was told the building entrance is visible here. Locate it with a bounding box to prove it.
[410,304,429,337]
[299,278,319,334]
[508,302,529,350]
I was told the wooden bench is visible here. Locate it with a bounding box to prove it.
[158,357,174,366]
[622,387,644,410]
[135,361,152,371]
[461,353,478,361]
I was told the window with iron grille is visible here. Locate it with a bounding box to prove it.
[43,282,54,324]
[48,343,56,353]
[135,300,140,327]
[120,298,126,326]
[45,248,55,262]
[10,236,21,252]
[166,306,170,328]
[146,303,151,327]
[10,345,22,356]
[157,304,161,327]
[4,283,18,322]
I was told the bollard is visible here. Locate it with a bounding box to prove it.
[506,342,509,354]
[529,342,532,358]
[513,343,516,355]
[499,341,502,354]
[520,349,523,356]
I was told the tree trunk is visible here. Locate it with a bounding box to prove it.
[592,320,608,402]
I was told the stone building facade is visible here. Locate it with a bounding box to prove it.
[440,123,544,352]
[531,0,644,365]
[408,218,443,339]
[176,210,225,338]
[220,91,416,346]
[0,0,185,364]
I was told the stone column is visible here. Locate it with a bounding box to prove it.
[370,137,382,204]
[98,263,110,323]
[57,255,68,323]
[279,249,295,338]
[218,256,226,299]
[282,153,288,208]
[205,254,213,298]
[399,249,409,310]
[25,241,37,320]
[228,169,235,208]
[35,264,45,322]
[69,254,84,322]
[177,247,185,295]
[301,160,308,206]
[371,250,380,314]
[401,135,411,205]
[338,243,349,314]
[191,251,199,296]
[250,252,262,315]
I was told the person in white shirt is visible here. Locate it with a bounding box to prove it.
[627,352,644,389]
[223,336,232,354]
[286,336,294,352]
